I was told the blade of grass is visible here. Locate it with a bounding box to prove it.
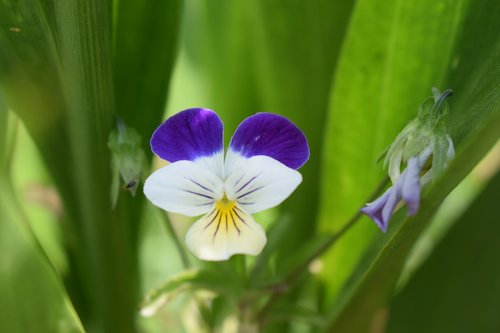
[113,0,182,143]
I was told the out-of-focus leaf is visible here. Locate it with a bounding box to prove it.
[113,0,181,144]
[326,111,500,333]
[0,1,149,331]
[0,1,75,201]
[0,183,85,333]
[386,170,500,333]
[267,304,327,329]
[111,0,182,277]
[181,0,259,134]
[0,100,83,333]
[0,91,7,166]
[318,0,474,303]
[247,0,356,271]
[323,0,500,326]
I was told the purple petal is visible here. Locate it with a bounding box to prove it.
[381,182,402,226]
[151,108,223,162]
[361,188,394,232]
[228,113,309,170]
[401,157,422,215]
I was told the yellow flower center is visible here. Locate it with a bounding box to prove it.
[206,195,247,239]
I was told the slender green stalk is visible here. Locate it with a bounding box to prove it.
[287,177,389,284]
[257,176,390,323]
[161,213,192,269]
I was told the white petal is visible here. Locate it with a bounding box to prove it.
[195,151,225,179]
[143,159,224,216]
[224,152,302,214]
[185,204,266,261]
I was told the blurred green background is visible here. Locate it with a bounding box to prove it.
[0,0,499,332]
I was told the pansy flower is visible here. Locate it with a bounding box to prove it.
[362,88,455,232]
[144,108,309,261]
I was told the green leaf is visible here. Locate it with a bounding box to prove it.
[0,1,145,331]
[267,304,328,329]
[0,185,85,333]
[180,0,261,134]
[318,0,474,304]
[0,91,7,168]
[386,171,500,333]
[0,195,85,333]
[113,0,182,144]
[0,107,84,333]
[323,0,500,327]
[246,0,356,270]
[0,1,74,200]
[326,112,500,333]
[111,0,182,270]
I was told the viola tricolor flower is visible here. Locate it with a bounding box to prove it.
[361,88,455,232]
[144,108,309,261]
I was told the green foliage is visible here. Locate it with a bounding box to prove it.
[325,110,500,333]
[318,0,472,302]
[0,94,84,333]
[0,0,499,332]
[113,0,182,146]
[387,171,500,333]
[0,180,85,333]
[322,0,500,330]
[0,0,181,332]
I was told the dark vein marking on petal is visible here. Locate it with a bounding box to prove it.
[233,207,248,226]
[195,200,215,206]
[225,212,228,233]
[239,202,255,206]
[234,205,245,213]
[232,208,248,227]
[205,207,216,217]
[204,209,220,230]
[237,186,264,199]
[184,189,213,200]
[187,178,214,193]
[213,213,222,240]
[233,174,245,188]
[230,209,242,234]
[236,174,260,193]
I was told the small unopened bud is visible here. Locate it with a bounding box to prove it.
[108,120,146,208]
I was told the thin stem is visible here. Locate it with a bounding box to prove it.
[161,212,191,269]
[257,176,390,323]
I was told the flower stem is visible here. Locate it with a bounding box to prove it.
[161,212,191,269]
[257,176,390,323]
